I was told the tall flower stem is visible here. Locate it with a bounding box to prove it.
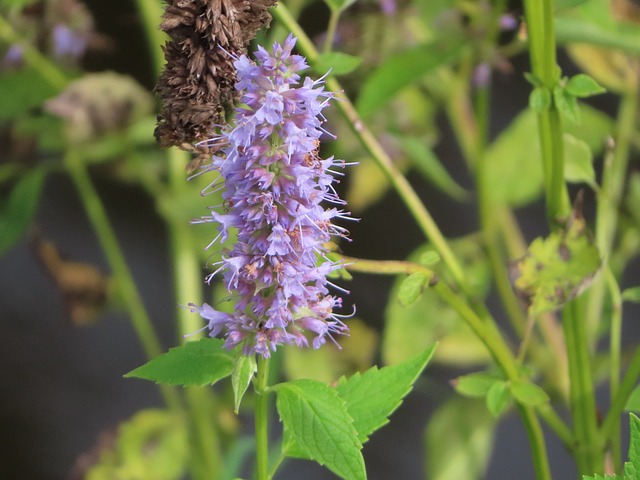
[255,356,271,480]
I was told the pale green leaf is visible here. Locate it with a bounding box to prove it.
[231,353,256,413]
[629,414,640,478]
[554,86,581,124]
[277,380,365,480]
[398,272,431,306]
[324,0,356,12]
[425,398,496,480]
[0,68,60,120]
[625,385,640,412]
[337,345,436,443]
[486,381,510,417]
[566,74,606,98]
[124,339,234,386]
[314,52,362,76]
[510,380,550,406]
[453,372,502,398]
[622,287,640,304]
[563,133,595,187]
[530,86,552,113]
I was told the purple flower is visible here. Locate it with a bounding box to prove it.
[189,35,352,357]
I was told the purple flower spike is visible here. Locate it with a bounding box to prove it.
[190,35,352,358]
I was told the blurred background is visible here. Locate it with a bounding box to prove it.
[1,0,639,479]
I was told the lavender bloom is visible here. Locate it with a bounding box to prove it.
[189,35,352,358]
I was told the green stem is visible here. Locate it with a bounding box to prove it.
[522,0,568,224]
[606,268,623,471]
[64,150,180,411]
[601,347,640,441]
[0,14,67,90]
[563,300,602,474]
[255,356,271,480]
[132,0,167,77]
[271,3,469,296]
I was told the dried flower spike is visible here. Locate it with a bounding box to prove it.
[189,35,353,357]
[154,0,277,150]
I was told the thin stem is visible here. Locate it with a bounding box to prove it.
[132,0,166,76]
[601,347,640,441]
[563,300,602,474]
[255,356,271,480]
[64,150,181,410]
[607,268,623,471]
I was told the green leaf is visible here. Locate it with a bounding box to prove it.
[563,133,595,187]
[314,52,362,76]
[524,72,543,87]
[0,68,60,120]
[625,385,640,412]
[124,339,234,386]
[323,0,356,12]
[622,287,640,304]
[510,200,601,315]
[396,135,469,201]
[582,474,623,480]
[337,345,436,443]
[425,398,496,480]
[486,381,510,417]
[419,251,441,266]
[85,409,187,480]
[628,414,640,478]
[397,272,432,306]
[556,0,588,8]
[356,41,464,119]
[529,86,552,113]
[0,168,46,256]
[510,380,550,406]
[231,353,256,413]
[453,372,502,398]
[276,379,365,480]
[566,74,606,98]
[554,86,581,124]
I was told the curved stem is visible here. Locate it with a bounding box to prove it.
[601,347,640,441]
[132,0,167,77]
[607,267,623,471]
[255,356,271,480]
[323,9,340,54]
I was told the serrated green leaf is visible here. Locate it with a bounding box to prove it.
[336,345,436,443]
[277,379,365,480]
[566,74,606,98]
[486,381,510,417]
[398,272,431,306]
[85,409,187,480]
[510,201,601,315]
[231,353,256,413]
[622,287,640,304]
[0,168,46,256]
[510,380,549,406]
[582,474,623,480]
[314,52,362,76]
[554,86,581,124]
[124,339,234,386]
[356,41,464,119]
[425,398,496,480]
[564,133,595,187]
[453,372,502,398]
[629,414,640,478]
[397,135,469,201]
[530,86,552,113]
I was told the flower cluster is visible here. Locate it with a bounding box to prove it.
[189,35,352,358]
